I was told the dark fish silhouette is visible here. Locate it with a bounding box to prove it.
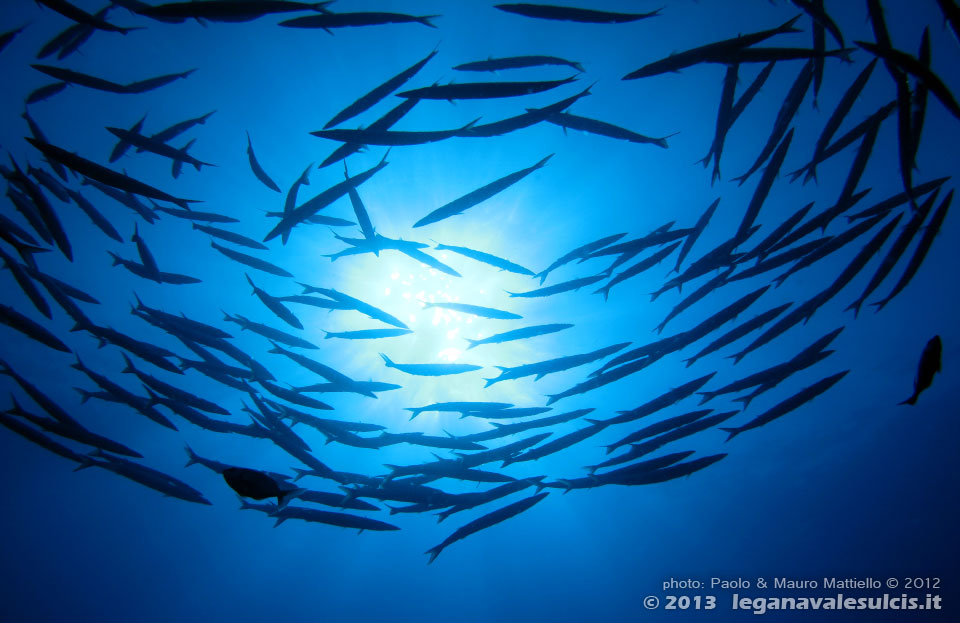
[136,1,333,23]
[27,138,197,210]
[223,312,316,349]
[495,4,659,23]
[325,48,437,129]
[246,274,302,329]
[899,336,942,406]
[456,55,583,73]
[380,354,481,377]
[434,243,534,276]
[36,0,135,33]
[721,371,849,440]
[0,304,69,352]
[245,132,279,191]
[414,155,552,227]
[508,274,604,298]
[422,302,521,320]
[398,76,577,101]
[547,112,671,148]
[279,12,438,30]
[623,15,801,79]
[464,323,572,350]
[211,241,293,278]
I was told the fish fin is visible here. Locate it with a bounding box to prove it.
[898,394,918,406]
[719,427,741,442]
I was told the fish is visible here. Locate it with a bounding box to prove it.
[721,371,849,440]
[5,159,72,261]
[546,112,672,148]
[223,312,317,349]
[459,86,592,138]
[59,189,121,243]
[36,0,135,33]
[106,126,214,174]
[495,4,659,23]
[855,40,960,121]
[871,190,952,311]
[0,23,26,54]
[653,268,734,335]
[0,304,70,353]
[380,354,481,377]
[464,323,572,350]
[245,274,302,329]
[623,15,802,79]
[456,55,583,73]
[265,152,389,243]
[421,302,521,320]
[732,61,809,186]
[604,410,715,456]
[136,1,333,23]
[461,407,552,420]
[7,397,143,458]
[683,304,792,367]
[131,223,161,281]
[899,336,942,406]
[245,132,279,192]
[32,64,193,94]
[0,411,86,465]
[735,129,795,240]
[405,402,514,420]
[323,328,412,341]
[395,247,463,277]
[425,492,549,563]
[210,241,293,278]
[71,357,177,430]
[484,342,630,387]
[433,243,534,276]
[192,223,267,250]
[459,409,593,443]
[325,48,437,129]
[320,99,418,168]
[121,354,229,415]
[845,178,948,222]
[800,59,878,183]
[504,424,606,466]
[298,285,408,329]
[537,232,626,284]
[79,449,210,505]
[109,252,202,285]
[27,138,197,210]
[846,191,938,317]
[398,76,577,101]
[909,28,931,170]
[155,205,238,223]
[507,274,604,298]
[738,202,814,264]
[0,248,53,318]
[279,11,439,30]
[764,189,872,259]
[414,155,553,228]
[674,199,720,273]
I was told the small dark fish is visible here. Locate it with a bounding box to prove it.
[464,323,572,350]
[733,61,810,186]
[299,285,408,329]
[846,191,938,317]
[422,302,521,320]
[623,15,801,79]
[279,11,439,30]
[594,242,682,301]
[312,119,478,147]
[604,410,715,456]
[398,76,577,101]
[154,205,238,223]
[735,129,795,240]
[456,55,583,73]
[137,1,333,23]
[131,223,161,280]
[0,23,27,54]
[325,48,437,129]
[899,336,942,406]
[434,243,534,276]
[79,180,159,223]
[871,191,952,311]
[405,402,513,419]
[324,328,412,340]
[800,59,878,183]
[674,198,720,273]
[739,202,814,264]
[508,274,604,298]
[504,424,605,466]
[425,492,548,563]
[495,4,659,23]
[26,81,69,104]
[224,312,317,349]
[80,450,209,504]
[395,247,462,277]
[414,155,552,228]
[320,99,418,169]
[0,411,85,465]
[460,408,593,442]
[246,132,280,192]
[459,86,592,138]
[765,189,871,257]
[721,371,849,440]
[192,223,267,250]
[537,232,626,284]
[0,304,69,352]
[246,274,302,329]
[211,241,292,278]
[122,354,227,415]
[774,214,884,288]
[684,304,792,368]
[547,112,671,148]
[0,248,52,318]
[109,252,201,285]
[855,40,960,121]
[27,138,197,210]
[485,342,630,387]
[380,353,480,377]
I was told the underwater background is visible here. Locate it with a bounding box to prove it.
[0,1,957,621]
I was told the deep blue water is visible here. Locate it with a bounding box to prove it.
[0,1,958,621]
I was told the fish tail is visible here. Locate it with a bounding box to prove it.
[719,427,742,442]
[119,353,135,374]
[73,387,93,403]
[425,545,444,564]
[898,394,918,406]
[463,338,479,350]
[183,445,199,467]
[418,15,440,28]
[844,299,863,318]
[379,353,394,368]
[696,391,715,405]
[107,251,122,267]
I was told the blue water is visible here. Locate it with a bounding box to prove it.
[0,1,957,621]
